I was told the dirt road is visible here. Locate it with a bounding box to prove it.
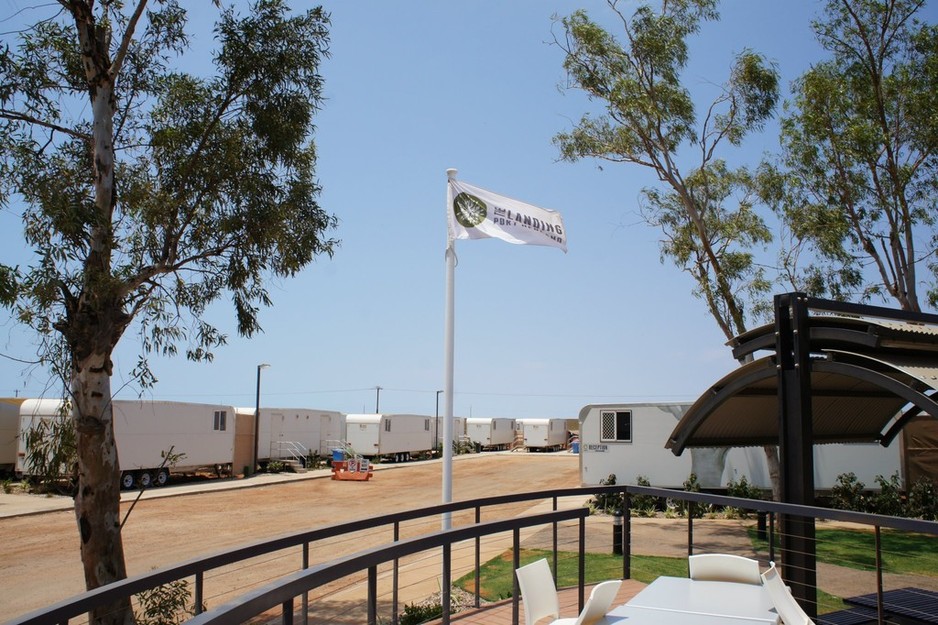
[0,452,579,620]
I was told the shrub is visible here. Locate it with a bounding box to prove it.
[908,477,938,520]
[630,475,658,516]
[453,438,474,455]
[725,475,763,518]
[682,473,704,518]
[399,601,443,625]
[266,461,285,474]
[870,472,904,517]
[305,452,327,470]
[830,472,866,512]
[590,474,624,514]
[135,580,195,625]
[727,475,762,501]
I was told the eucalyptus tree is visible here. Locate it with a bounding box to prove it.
[763,0,938,311]
[0,1,336,622]
[553,0,781,494]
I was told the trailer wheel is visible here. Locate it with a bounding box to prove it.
[120,472,135,490]
[138,471,152,488]
[154,469,169,487]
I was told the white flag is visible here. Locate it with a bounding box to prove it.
[447,178,567,253]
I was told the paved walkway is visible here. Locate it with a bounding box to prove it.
[0,454,453,518]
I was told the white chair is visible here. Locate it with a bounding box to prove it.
[761,562,815,625]
[515,558,622,625]
[516,558,565,625]
[574,579,622,625]
[688,553,763,584]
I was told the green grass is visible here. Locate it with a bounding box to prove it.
[453,549,687,602]
[748,526,938,577]
[456,526,938,613]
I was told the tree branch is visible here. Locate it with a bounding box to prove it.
[109,0,149,79]
[0,109,91,142]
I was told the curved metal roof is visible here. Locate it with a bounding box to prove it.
[666,314,938,456]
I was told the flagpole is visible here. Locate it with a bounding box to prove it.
[442,167,458,530]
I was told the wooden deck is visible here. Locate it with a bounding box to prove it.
[431,580,647,625]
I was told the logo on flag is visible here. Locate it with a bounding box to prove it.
[447,179,567,253]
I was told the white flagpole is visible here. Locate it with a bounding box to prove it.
[442,167,458,530]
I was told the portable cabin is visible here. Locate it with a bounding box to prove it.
[345,413,434,461]
[16,398,237,489]
[250,407,345,462]
[466,417,516,450]
[578,402,903,490]
[0,398,25,472]
[519,417,567,451]
[579,403,692,487]
[433,415,467,448]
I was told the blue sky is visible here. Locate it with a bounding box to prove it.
[1,1,932,418]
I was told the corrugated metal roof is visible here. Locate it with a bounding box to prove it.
[667,349,938,455]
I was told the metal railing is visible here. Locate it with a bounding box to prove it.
[185,508,589,625]
[268,441,310,465]
[7,484,938,625]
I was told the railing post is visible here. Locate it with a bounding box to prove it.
[281,598,294,625]
[623,491,631,580]
[195,571,203,614]
[442,543,452,625]
[875,526,884,625]
[687,510,694,557]
[769,512,776,564]
[475,505,481,608]
[302,542,309,625]
[552,495,559,579]
[368,565,377,625]
[512,528,521,625]
[578,515,585,613]
[393,521,400,625]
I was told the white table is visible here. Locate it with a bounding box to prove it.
[609,576,779,624]
[599,605,777,624]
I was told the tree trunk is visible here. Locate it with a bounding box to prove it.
[763,445,781,501]
[69,8,134,621]
[72,352,133,625]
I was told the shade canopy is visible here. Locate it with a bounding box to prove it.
[666,313,938,456]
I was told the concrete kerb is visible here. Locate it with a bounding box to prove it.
[0,451,538,518]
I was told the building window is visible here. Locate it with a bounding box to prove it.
[600,410,631,442]
[424,418,430,431]
[213,410,227,431]
[384,418,391,432]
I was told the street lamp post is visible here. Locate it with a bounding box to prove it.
[375,386,382,413]
[253,363,271,475]
[435,390,443,451]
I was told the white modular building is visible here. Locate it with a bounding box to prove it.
[16,398,237,489]
[466,417,517,450]
[345,413,434,461]
[578,402,903,490]
[0,398,24,472]
[433,415,467,448]
[519,418,567,451]
[245,407,345,462]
